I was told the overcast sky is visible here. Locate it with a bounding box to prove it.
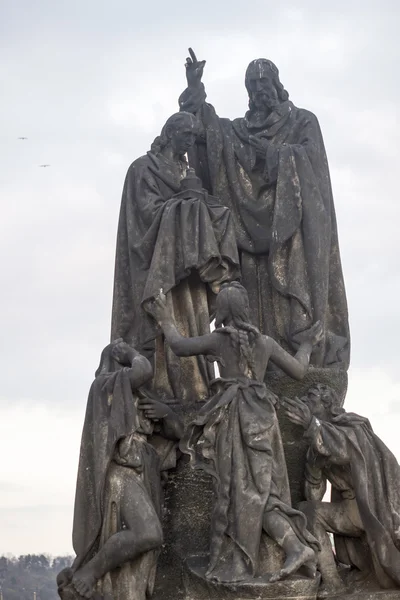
[1,0,399,556]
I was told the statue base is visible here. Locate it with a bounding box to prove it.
[183,555,321,600]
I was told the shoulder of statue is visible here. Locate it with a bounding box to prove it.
[125,153,149,174]
[125,153,159,181]
[293,105,320,126]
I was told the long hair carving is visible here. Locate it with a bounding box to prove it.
[215,282,260,378]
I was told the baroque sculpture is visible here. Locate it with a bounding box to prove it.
[111,111,240,403]
[58,47,400,600]
[152,283,321,584]
[284,385,400,597]
[57,340,183,600]
[180,49,350,369]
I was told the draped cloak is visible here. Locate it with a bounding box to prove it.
[179,87,350,368]
[70,366,177,600]
[182,377,319,582]
[111,152,240,402]
[305,413,400,588]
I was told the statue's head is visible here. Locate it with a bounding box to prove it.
[95,338,135,376]
[151,111,198,156]
[245,59,289,112]
[301,383,344,421]
[215,281,251,329]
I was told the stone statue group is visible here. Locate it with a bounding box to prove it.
[57,49,400,600]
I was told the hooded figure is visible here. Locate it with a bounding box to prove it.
[179,51,350,369]
[57,340,182,600]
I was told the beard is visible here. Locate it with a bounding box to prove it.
[251,90,279,111]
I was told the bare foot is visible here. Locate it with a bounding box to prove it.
[72,567,96,599]
[269,545,316,583]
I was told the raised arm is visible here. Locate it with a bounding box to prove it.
[179,48,207,114]
[150,290,219,358]
[268,321,323,380]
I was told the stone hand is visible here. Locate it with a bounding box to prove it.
[150,289,171,324]
[282,396,312,429]
[292,320,324,348]
[138,397,171,420]
[111,339,137,365]
[185,47,206,87]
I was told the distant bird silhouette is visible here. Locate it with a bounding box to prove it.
[18,137,28,140]
[39,164,50,168]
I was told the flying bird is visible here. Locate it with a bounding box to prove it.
[39,164,50,168]
[18,137,28,140]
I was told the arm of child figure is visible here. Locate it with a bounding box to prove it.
[267,321,324,380]
[152,291,219,358]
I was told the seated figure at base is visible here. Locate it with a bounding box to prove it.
[284,384,400,597]
[57,340,183,600]
[151,282,322,584]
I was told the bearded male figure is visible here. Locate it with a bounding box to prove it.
[179,49,350,369]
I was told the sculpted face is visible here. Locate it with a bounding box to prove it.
[245,59,283,112]
[303,387,331,421]
[167,118,197,155]
[247,71,280,111]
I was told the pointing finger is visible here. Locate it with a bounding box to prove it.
[189,47,197,63]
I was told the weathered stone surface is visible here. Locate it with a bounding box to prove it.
[154,403,214,599]
[183,555,320,600]
[270,366,348,506]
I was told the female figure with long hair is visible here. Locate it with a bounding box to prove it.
[152,282,322,584]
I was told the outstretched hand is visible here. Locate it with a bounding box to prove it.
[144,289,173,327]
[281,396,312,429]
[292,320,324,349]
[149,289,170,324]
[185,47,206,87]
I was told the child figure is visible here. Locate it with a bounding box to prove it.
[152,281,322,584]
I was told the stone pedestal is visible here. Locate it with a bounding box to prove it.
[183,556,321,600]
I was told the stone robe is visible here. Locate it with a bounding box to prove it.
[180,87,350,368]
[305,413,400,588]
[111,152,240,402]
[70,364,176,600]
[182,377,319,582]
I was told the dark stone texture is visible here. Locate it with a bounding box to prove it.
[283,386,400,594]
[153,369,347,598]
[179,49,350,370]
[62,47,386,600]
[269,367,348,507]
[57,342,183,600]
[154,403,214,599]
[183,555,321,600]
[111,112,240,403]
